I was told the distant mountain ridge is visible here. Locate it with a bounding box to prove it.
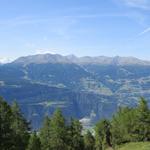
[13,53,150,66]
[1,53,150,129]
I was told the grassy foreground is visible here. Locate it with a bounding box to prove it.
[115,142,150,150]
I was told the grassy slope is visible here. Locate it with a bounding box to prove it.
[116,142,150,150]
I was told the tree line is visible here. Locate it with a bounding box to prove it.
[0,96,150,150]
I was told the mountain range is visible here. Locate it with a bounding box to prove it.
[13,53,150,65]
[0,53,150,129]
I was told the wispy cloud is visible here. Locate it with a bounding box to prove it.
[139,27,150,35]
[0,12,138,27]
[0,16,76,41]
[0,13,135,41]
[0,16,53,27]
[118,0,150,10]
[64,13,131,19]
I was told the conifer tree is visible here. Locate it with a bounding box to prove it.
[40,109,68,150]
[26,132,41,150]
[84,130,95,150]
[39,116,51,150]
[11,101,30,150]
[134,98,150,141]
[111,98,150,146]
[49,109,68,150]
[111,106,138,146]
[0,97,14,150]
[68,118,84,150]
[95,119,111,150]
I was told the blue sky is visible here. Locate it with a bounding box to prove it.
[0,0,150,61]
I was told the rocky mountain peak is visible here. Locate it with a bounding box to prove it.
[12,53,150,66]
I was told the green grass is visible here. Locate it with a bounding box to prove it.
[116,142,150,150]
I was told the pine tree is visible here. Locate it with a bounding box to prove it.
[40,109,68,150]
[95,119,111,150]
[49,109,68,150]
[134,97,150,141]
[39,116,51,150]
[111,98,150,146]
[11,101,30,150]
[111,107,136,145]
[84,130,95,150]
[0,97,14,150]
[68,118,84,150]
[26,132,41,150]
